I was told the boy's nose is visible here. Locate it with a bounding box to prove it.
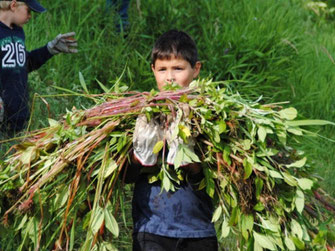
[166,71,175,83]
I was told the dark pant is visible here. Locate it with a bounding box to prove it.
[133,232,218,251]
[106,0,130,31]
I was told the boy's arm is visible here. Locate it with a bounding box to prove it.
[124,115,163,183]
[27,45,53,72]
[27,32,78,72]
[121,153,141,184]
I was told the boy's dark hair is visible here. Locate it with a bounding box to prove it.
[151,30,198,68]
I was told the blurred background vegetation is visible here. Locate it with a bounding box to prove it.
[1,0,334,249]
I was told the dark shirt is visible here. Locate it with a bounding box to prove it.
[131,170,216,238]
[0,22,53,132]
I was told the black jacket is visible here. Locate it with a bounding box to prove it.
[0,21,53,132]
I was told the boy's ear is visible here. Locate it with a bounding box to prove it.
[10,0,18,11]
[151,64,155,72]
[193,61,201,78]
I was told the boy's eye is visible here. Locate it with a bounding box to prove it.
[174,67,183,71]
[158,68,166,72]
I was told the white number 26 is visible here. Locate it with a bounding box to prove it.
[2,42,26,68]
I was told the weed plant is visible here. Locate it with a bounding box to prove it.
[1,0,334,249]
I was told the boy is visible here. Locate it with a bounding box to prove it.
[0,0,77,134]
[130,30,218,251]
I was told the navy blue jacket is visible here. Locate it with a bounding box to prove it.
[132,174,216,238]
[126,163,216,238]
[0,22,53,132]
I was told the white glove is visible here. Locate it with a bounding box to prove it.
[0,96,4,123]
[133,115,164,166]
[47,32,78,55]
[166,120,198,167]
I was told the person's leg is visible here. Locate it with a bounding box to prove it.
[119,0,130,28]
[176,237,219,251]
[106,0,130,32]
[133,232,177,251]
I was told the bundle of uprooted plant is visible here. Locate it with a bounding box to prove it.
[0,79,334,251]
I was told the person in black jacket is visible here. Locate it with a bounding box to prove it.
[0,0,77,134]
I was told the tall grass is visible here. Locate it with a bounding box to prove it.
[1,0,334,249]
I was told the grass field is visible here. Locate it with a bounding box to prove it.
[1,0,335,250]
[25,0,335,191]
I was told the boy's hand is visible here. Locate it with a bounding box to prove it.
[133,115,164,166]
[47,32,78,55]
[166,120,198,168]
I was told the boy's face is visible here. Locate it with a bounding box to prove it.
[151,56,201,91]
[12,2,32,27]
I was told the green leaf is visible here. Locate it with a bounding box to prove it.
[91,206,104,235]
[96,79,110,93]
[258,126,267,142]
[297,178,313,190]
[241,139,252,150]
[183,145,200,162]
[286,157,307,168]
[277,129,287,145]
[284,236,296,251]
[286,119,335,127]
[79,71,89,94]
[243,159,253,180]
[253,231,277,250]
[204,168,215,198]
[255,177,263,200]
[217,120,227,134]
[153,140,164,154]
[241,214,254,240]
[174,146,184,168]
[301,224,311,242]
[269,170,283,179]
[100,241,118,251]
[53,186,69,210]
[19,146,37,165]
[16,215,28,230]
[292,236,305,250]
[104,160,118,179]
[221,218,230,238]
[282,172,298,186]
[48,118,60,127]
[211,206,222,222]
[278,107,297,120]
[162,174,172,192]
[254,239,264,251]
[229,207,239,225]
[27,217,38,246]
[253,202,265,212]
[223,146,231,166]
[256,148,278,157]
[178,124,192,142]
[104,203,119,237]
[291,219,303,239]
[287,127,303,136]
[295,189,305,214]
[259,215,279,232]
[70,214,76,251]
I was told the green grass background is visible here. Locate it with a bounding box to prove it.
[1,0,335,249]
